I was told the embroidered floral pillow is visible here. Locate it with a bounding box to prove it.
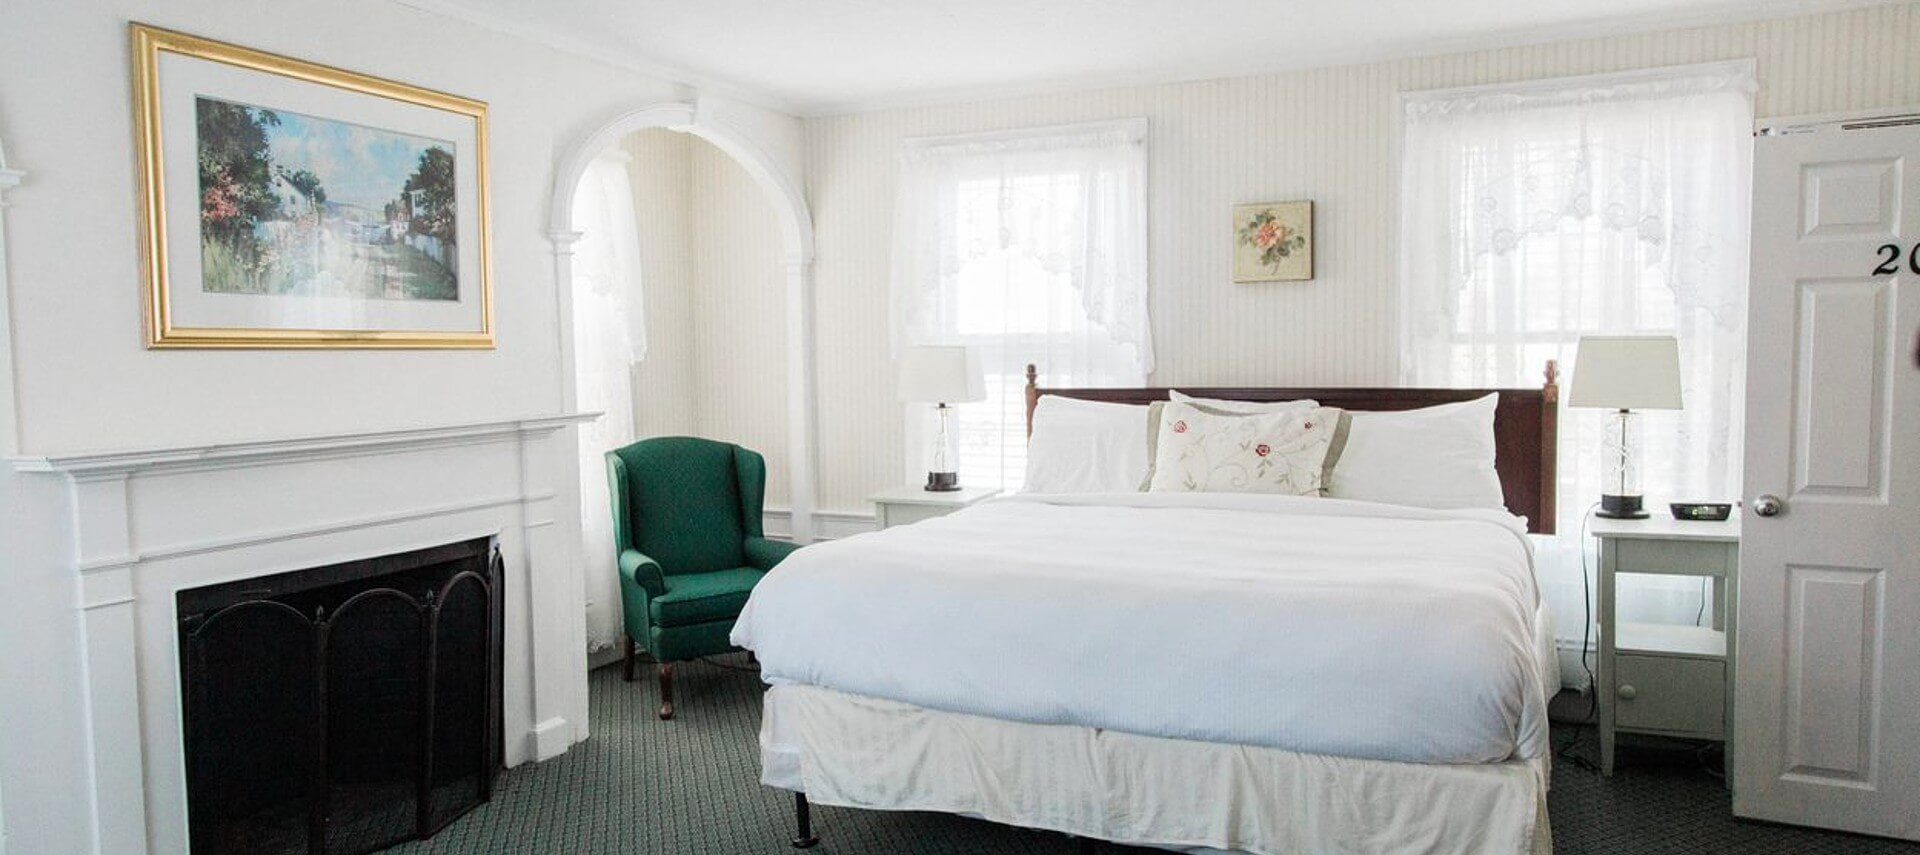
[1147,401,1347,495]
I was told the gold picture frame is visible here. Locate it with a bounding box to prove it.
[1232,200,1313,283]
[132,23,494,348]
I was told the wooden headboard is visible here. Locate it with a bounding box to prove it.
[1023,363,1561,534]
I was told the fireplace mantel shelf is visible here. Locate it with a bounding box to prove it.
[9,412,600,478]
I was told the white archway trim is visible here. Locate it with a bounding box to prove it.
[0,136,25,457]
[548,99,820,548]
[0,134,13,855]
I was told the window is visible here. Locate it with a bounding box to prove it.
[1400,62,1755,637]
[893,120,1152,491]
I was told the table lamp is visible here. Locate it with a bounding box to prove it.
[1570,335,1683,519]
[899,345,986,491]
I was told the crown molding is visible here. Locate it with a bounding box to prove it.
[383,0,804,116]
[388,0,1899,118]
[796,0,1905,116]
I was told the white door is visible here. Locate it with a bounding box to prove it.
[1736,115,1920,839]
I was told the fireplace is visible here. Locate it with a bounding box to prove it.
[176,537,503,855]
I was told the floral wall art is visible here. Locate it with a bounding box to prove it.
[1232,200,1313,282]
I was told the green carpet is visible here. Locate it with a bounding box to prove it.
[392,656,1920,854]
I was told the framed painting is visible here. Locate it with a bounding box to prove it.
[1232,200,1313,282]
[131,24,493,348]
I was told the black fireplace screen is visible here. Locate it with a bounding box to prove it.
[177,537,503,855]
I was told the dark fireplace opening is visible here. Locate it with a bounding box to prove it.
[178,537,503,855]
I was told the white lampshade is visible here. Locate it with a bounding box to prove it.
[1569,335,1684,410]
[898,345,986,404]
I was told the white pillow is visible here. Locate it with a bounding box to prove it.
[1327,393,1505,511]
[1023,396,1152,493]
[1168,389,1318,415]
[1148,401,1345,495]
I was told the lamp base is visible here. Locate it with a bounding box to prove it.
[924,471,961,492]
[1596,493,1649,519]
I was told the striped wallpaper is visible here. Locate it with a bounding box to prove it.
[799,1,1920,512]
[688,140,792,501]
[619,129,792,501]
[624,130,699,440]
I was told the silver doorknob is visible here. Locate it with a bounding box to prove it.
[1752,494,1785,517]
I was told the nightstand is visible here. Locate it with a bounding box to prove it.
[1592,509,1741,776]
[869,486,1000,529]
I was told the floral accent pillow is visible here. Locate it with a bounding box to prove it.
[1140,397,1319,490]
[1147,401,1347,495]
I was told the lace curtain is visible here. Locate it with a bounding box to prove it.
[1399,62,1755,684]
[571,153,648,655]
[892,120,1152,490]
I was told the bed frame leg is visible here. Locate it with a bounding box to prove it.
[791,792,819,848]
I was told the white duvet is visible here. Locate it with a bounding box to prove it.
[732,492,1550,765]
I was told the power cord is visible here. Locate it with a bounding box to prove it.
[1696,578,1709,627]
[1557,501,1604,771]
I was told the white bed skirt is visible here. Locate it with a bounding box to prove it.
[760,683,1553,855]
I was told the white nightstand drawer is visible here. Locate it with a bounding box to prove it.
[880,502,956,528]
[1613,653,1726,738]
[1611,538,1733,577]
[871,486,1001,530]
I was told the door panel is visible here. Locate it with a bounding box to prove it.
[1781,564,1881,786]
[1791,278,1889,497]
[1799,158,1901,239]
[1738,120,1920,840]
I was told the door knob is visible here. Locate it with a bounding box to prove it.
[1752,494,1785,517]
[1617,684,1637,700]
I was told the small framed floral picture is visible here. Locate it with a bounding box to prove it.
[1232,201,1313,282]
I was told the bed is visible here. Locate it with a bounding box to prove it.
[733,364,1562,855]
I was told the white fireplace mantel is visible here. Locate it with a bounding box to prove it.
[12,412,597,855]
[11,413,596,478]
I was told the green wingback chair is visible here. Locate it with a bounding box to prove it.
[607,436,800,720]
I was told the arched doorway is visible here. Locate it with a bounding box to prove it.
[550,100,818,541]
[548,100,820,689]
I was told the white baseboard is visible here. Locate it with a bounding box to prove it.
[1555,637,1596,690]
[586,644,624,671]
[531,717,573,761]
[763,506,878,541]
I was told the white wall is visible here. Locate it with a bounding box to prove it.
[0,3,801,852]
[801,1,1920,514]
[4,3,680,455]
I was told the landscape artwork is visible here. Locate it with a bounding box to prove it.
[135,23,493,348]
[197,97,458,301]
[1232,201,1314,282]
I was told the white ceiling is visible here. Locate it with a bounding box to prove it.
[401,0,1889,115]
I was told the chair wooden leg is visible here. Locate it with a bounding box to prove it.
[623,636,636,683]
[657,662,675,720]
